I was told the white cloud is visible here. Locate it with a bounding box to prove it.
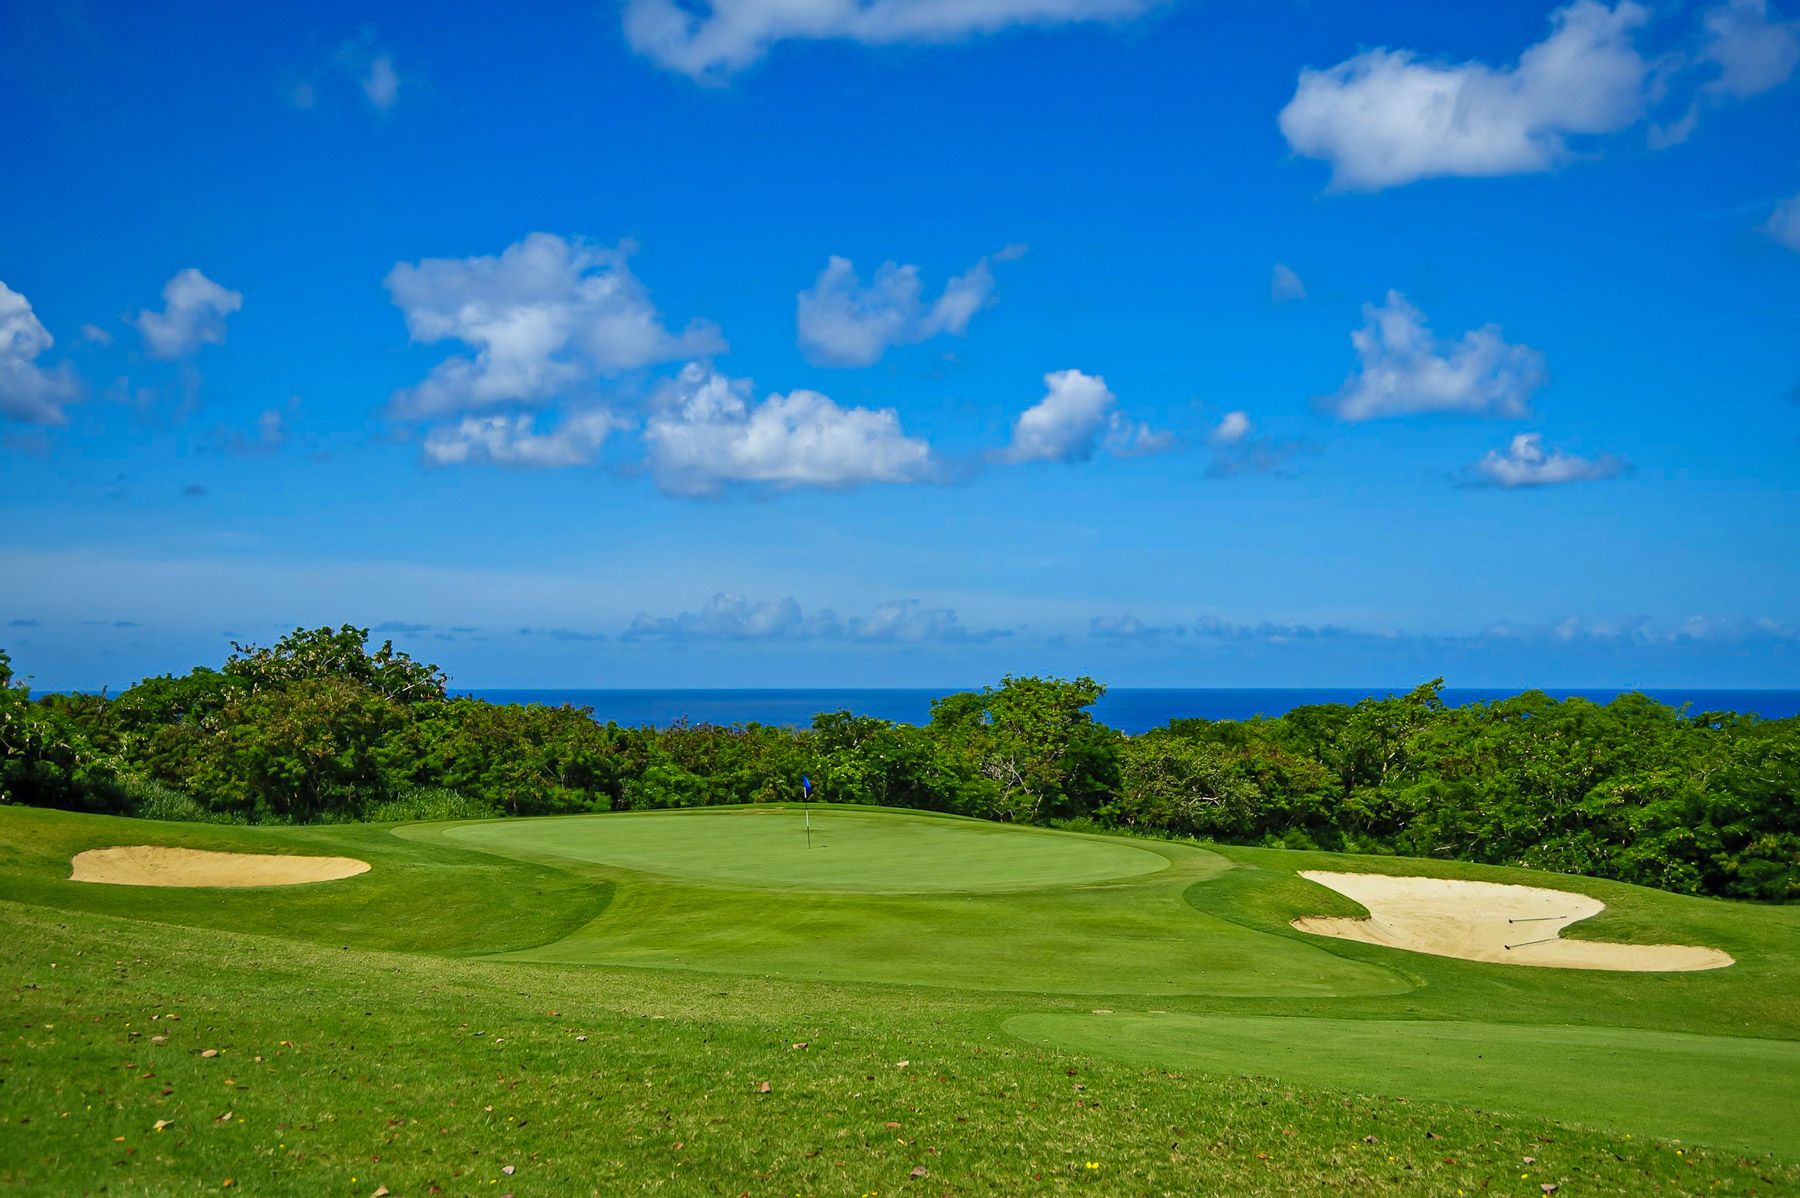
[385,233,723,419]
[132,269,243,359]
[1089,614,1182,639]
[852,599,1008,643]
[422,409,618,468]
[1653,1,1800,145]
[1279,1,1651,190]
[78,323,112,345]
[362,53,401,110]
[1327,291,1547,421]
[994,368,1171,463]
[1270,263,1306,303]
[1699,0,1800,97]
[643,362,934,494]
[0,281,81,425]
[1202,410,1306,477]
[1468,432,1624,487]
[210,399,300,457]
[624,592,1005,642]
[623,0,1158,81]
[1763,189,1800,250]
[796,252,1005,366]
[627,594,831,640]
[1209,410,1251,445]
[293,34,404,113]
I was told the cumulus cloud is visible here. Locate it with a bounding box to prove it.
[208,399,299,457]
[623,0,1159,80]
[1089,614,1183,640]
[1327,292,1547,421]
[1279,1,1652,190]
[643,362,934,495]
[292,33,405,112]
[1699,0,1800,98]
[1491,613,1800,647]
[852,599,1009,643]
[1466,432,1624,488]
[385,234,722,419]
[1765,189,1800,250]
[625,593,1007,643]
[361,53,400,109]
[1203,411,1307,478]
[421,408,619,468]
[1653,1,1799,145]
[132,269,243,359]
[796,252,1008,367]
[993,368,1172,464]
[1209,410,1251,445]
[1270,263,1307,303]
[627,594,829,640]
[0,281,81,425]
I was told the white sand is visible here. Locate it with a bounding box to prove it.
[1292,870,1732,972]
[70,845,370,888]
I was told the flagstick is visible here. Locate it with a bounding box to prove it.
[804,797,812,849]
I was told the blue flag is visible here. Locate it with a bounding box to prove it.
[802,774,812,798]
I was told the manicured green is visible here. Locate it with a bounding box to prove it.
[1,802,1796,1195]
[429,805,1171,892]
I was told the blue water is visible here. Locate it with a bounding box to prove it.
[459,688,1800,736]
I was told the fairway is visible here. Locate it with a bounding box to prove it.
[1005,1012,1800,1157]
[430,805,1170,891]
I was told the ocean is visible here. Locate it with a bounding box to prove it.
[458,687,1800,735]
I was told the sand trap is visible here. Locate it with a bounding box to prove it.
[70,846,370,888]
[1293,870,1732,972]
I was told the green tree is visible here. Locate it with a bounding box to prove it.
[224,625,447,704]
[183,677,407,822]
[1106,732,1261,838]
[929,675,1118,823]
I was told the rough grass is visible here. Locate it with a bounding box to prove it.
[1,804,1796,1195]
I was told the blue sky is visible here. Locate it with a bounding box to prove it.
[3,0,1798,690]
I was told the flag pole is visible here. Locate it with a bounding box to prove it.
[802,774,813,849]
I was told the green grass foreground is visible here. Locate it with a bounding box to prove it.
[1,803,1797,1195]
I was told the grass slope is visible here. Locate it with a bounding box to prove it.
[0,803,1796,1195]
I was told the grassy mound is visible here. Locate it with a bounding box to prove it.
[1,803,1795,1195]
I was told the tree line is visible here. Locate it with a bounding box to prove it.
[1,627,1793,902]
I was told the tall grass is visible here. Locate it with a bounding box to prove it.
[357,785,502,823]
[115,775,242,824]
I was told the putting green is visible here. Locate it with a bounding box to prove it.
[431,806,1171,892]
[1005,1011,1800,1157]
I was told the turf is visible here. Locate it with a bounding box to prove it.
[427,806,1171,892]
[1,802,1797,1195]
[1005,1012,1800,1157]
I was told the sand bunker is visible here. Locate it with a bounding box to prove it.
[70,846,370,888]
[1293,870,1732,972]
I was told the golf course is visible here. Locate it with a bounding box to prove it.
[2,801,1796,1194]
